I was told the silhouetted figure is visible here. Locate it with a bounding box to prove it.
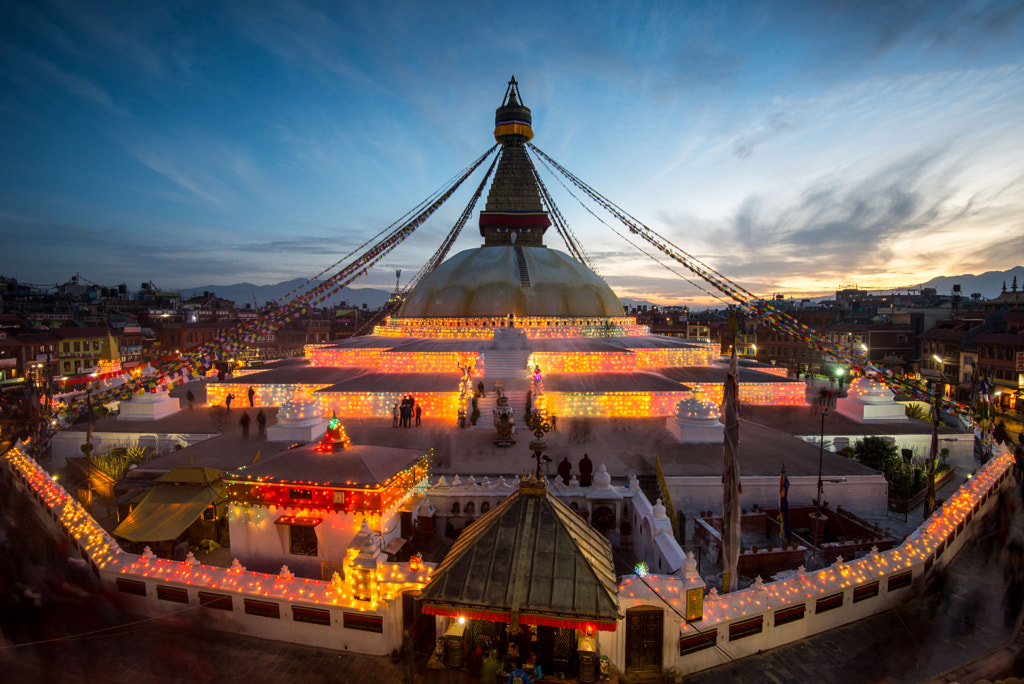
[186,390,195,412]
[557,456,571,485]
[415,404,422,427]
[256,409,266,439]
[392,404,399,427]
[579,453,593,487]
[248,386,256,407]
[239,411,251,439]
[225,393,233,412]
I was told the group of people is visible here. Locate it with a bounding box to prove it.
[393,395,421,428]
[239,409,267,439]
[556,453,593,486]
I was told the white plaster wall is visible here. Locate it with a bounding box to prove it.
[797,432,975,469]
[50,430,218,467]
[666,474,889,518]
[107,579,397,655]
[227,503,410,579]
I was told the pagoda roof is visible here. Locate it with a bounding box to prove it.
[224,442,426,488]
[419,477,620,630]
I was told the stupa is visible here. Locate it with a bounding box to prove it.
[208,78,806,427]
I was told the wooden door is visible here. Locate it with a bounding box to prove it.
[625,607,663,674]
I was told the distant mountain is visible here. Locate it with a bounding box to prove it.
[912,266,1024,300]
[177,279,392,309]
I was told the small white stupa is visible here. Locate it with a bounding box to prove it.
[266,389,329,442]
[118,364,180,421]
[666,387,723,442]
[836,377,907,422]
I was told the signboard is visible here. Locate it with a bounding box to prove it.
[1016,351,1024,372]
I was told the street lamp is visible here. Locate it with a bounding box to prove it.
[814,409,828,555]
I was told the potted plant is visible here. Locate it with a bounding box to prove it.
[662,666,680,684]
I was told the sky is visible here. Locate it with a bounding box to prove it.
[1,0,1023,307]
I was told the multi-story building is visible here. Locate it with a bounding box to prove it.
[54,326,112,377]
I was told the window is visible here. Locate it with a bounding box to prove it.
[451,501,460,515]
[73,341,81,352]
[290,525,318,556]
[481,502,490,514]
[465,502,475,516]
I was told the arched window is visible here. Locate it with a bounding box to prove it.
[451,501,460,515]
[465,502,475,516]
[481,502,490,513]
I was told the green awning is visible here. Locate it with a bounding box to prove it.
[113,485,219,542]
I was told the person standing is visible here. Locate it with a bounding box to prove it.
[239,412,251,439]
[579,452,593,487]
[415,403,422,427]
[399,629,415,684]
[392,404,399,428]
[247,386,256,407]
[256,409,267,439]
[481,650,501,684]
[186,390,195,412]
[225,393,233,412]
[557,456,572,486]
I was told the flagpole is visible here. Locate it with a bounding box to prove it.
[722,340,742,593]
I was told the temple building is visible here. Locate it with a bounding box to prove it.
[3,78,997,682]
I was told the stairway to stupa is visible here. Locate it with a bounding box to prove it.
[474,348,532,428]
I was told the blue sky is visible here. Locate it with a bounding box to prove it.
[2,0,1023,306]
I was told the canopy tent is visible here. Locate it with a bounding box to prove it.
[418,477,620,631]
[113,468,224,542]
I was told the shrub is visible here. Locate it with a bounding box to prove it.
[853,436,899,471]
[905,403,929,420]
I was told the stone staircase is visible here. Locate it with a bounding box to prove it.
[474,348,533,429]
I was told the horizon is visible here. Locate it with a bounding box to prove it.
[2,2,1023,307]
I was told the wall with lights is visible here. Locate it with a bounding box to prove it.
[207,383,331,410]
[613,451,1013,677]
[543,383,806,418]
[373,316,648,339]
[319,392,460,420]
[2,441,1012,671]
[307,347,480,374]
[1,444,434,657]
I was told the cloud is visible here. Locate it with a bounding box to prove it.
[0,44,125,115]
[784,0,1024,61]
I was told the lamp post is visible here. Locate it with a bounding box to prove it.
[813,408,828,553]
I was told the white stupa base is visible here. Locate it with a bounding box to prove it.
[267,419,330,443]
[666,418,723,443]
[118,394,180,421]
[836,398,907,422]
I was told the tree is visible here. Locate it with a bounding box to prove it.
[853,435,899,471]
